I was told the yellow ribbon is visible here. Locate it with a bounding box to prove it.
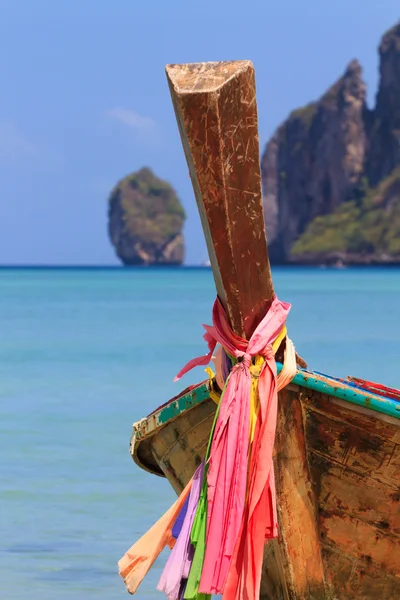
[205,367,222,404]
[205,324,290,410]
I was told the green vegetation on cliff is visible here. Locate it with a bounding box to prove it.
[261,22,400,264]
[291,168,400,261]
[108,167,186,266]
[119,168,185,245]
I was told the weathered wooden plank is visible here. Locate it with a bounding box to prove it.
[303,391,400,443]
[321,511,400,575]
[166,61,274,338]
[309,453,400,535]
[274,388,327,598]
[305,403,400,489]
[149,399,216,493]
[322,546,400,599]
[303,393,400,597]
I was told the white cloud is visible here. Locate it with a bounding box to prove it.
[105,107,155,130]
[0,121,39,162]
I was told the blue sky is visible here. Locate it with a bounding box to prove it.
[0,0,398,265]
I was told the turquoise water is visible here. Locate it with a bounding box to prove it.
[1,267,399,599]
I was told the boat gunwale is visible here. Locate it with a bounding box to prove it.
[131,365,400,473]
[130,380,212,475]
[290,368,400,420]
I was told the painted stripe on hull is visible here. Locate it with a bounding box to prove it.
[132,367,400,450]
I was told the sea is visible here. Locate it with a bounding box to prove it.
[1,266,399,600]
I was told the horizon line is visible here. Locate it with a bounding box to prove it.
[0,264,399,270]
[0,264,210,269]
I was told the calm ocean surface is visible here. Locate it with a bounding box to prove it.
[1,267,399,599]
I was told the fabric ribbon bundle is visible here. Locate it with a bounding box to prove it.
[119,295,296,600]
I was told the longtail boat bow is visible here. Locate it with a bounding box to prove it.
[120,61,400,600]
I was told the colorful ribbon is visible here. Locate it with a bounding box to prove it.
[119,295,295,600]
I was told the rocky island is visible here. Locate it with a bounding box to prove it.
[108,167,185,266]
[108,23,400,266]
[262,22,400,264]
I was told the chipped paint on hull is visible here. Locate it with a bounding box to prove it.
[132,381,210,442]
[132,367,400,457]
[130,374,400,599]
[286,367,400,420]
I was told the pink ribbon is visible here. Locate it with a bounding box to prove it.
[175,296,291,596]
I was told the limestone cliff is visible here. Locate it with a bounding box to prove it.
[367,23,400,186]
[108,168,185,266]
[262,23,400,264]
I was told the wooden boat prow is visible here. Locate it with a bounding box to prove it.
[129,61,400,599]
[166,60,274,338]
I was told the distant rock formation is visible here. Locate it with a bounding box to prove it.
[262,22,400,264]
[108,168,185,266]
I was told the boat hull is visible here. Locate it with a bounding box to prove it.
[132,378,400,599]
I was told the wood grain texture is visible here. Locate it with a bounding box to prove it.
[274,388,327,598]
[149,398,216,494]
[136,385,400,599]
[302,391,400,598]
[166,61,274,338]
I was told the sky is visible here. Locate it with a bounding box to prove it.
[0,0,399,265]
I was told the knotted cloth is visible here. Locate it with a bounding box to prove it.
[118,295,296,600]
[175,296,291,598]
